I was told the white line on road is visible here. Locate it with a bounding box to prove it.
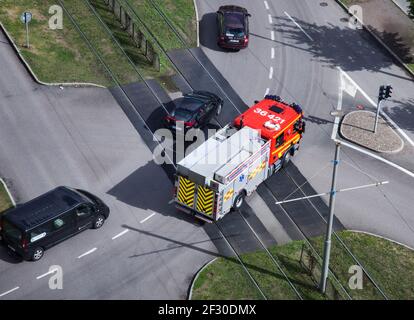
[339,69,414,147]
[271,47,275,59]
[36,268,58,280]
[335,139,414,178]
[77,247,97,259]
[284,11,314,41]
[265,88,270,96]
[140,212,156,224]
[112,229,129,240]
[270,30,275,41]
[268,14,273,24]
[264,0,269,10]
[0,287,19,298]
[269,67,274,79]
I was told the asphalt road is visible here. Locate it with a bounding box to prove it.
[196,0,414,247]
[0,29,218,299]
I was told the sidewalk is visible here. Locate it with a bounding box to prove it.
[341,0,414,71]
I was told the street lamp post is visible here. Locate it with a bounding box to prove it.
[319,141,341,293]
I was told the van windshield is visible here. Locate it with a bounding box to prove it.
[2,220,22,243]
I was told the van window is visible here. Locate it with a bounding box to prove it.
[2,220,22,243]
[52,213,73,230]
[76,204,92,218]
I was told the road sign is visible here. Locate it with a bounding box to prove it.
[20,12,32,49]
[20,12,32,24]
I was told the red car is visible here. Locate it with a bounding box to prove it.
[217,5,251,50]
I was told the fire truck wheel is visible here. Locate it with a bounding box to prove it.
[282,149,292,168]
[233,192,246,210]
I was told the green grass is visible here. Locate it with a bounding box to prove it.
[127,0,197,50]
[0,182,12,214]
[0,0,112,85]
[192,231,414,300]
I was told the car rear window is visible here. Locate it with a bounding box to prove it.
[2,220,22,243]
[173,108,194,122]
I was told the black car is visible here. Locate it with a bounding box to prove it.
[217,5,251,50]
[165,91,223,131]
[0,186,110,261]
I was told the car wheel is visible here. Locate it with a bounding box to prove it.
[216,103,223,116]
[31,247,44,261]
[232,192,246,210]
[93,214,105,229]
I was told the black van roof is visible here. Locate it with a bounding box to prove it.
[4,186,87,231]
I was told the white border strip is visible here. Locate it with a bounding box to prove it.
[193,0,200,47]
[348,229,414,251]
[0,21,105,88]
[0,178,16,207]
[188,257,218,300]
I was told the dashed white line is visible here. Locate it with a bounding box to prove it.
[36,268,58,280]
[268,14,273,24]
[140,212,156,224]
[270,31,275,41]
[284,11,314,41]
[265,88,270,96]
[77,247,97,259]
[269,67,274,79]
[112,229,129,240]
[264,0,269,10]
[271,47,275,59]
[0,286,19,298]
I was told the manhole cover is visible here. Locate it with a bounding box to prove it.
[320,2,328,6]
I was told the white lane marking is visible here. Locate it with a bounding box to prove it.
[335,139,414,178]
[265,88,270,96]
[270,30,275,41]
[112,229,129,240]
[264,0,269,10]
[77,247,97,259]
[269,67,274,79]
[284,11,314,41]
[268,14,273,24]
[0,287,19,298]
[339,69,414,147]
[271,47,275,59]
[140,212,156,224]
[36,268,58,280]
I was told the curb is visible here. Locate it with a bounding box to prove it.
[334,0,414,79]
[0,178,16,207]
[340,110,405,153]
[390,0,410,15]
[187,257,217,300]
[348,229,414,252]
[193,0,200,47]
[0,21,106,89]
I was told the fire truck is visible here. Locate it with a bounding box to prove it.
[173,95,306,222]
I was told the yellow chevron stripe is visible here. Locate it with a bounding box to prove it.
[177,177,195,207]
[196,185,214,216]
[224,189,234,201]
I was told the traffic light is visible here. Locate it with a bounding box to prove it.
[385,85,393,99]
[378,85,386,101]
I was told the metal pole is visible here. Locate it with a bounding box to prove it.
[373,99,382,133]
[319,141,341,293]
[25,20,30,48]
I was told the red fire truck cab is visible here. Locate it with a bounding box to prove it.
[234,95,306,173]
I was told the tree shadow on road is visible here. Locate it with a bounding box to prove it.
[384,98,414,133]
[259,15,413,76]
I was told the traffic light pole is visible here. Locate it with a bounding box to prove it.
[319,141,341,293]
[373,99,382,133]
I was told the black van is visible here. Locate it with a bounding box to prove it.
[0,186,110,261]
